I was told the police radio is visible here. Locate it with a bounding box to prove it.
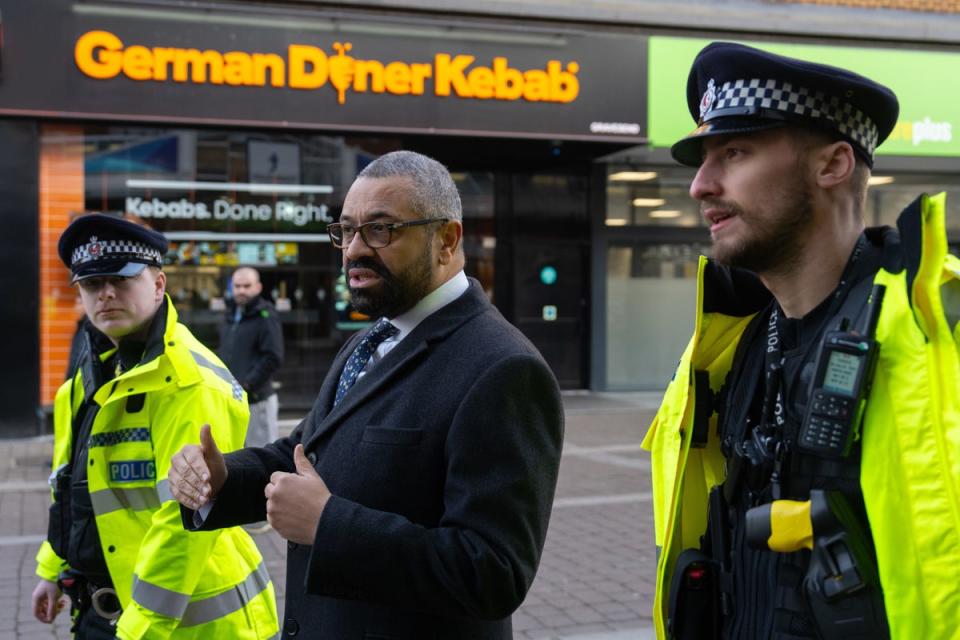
[798,285,885,458]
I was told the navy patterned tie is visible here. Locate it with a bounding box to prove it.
[334,318,399,406]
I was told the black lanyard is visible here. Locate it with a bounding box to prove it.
[751,234,867,499]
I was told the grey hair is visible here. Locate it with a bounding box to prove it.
[357,150,462,222]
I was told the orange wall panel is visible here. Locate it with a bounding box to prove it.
[39,124,85,405]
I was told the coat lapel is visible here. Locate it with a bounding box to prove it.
[303,333,359,438]
[304,279,489,449]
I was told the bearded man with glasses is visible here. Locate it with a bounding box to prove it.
[169,150,564,640]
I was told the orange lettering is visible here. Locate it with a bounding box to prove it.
[252,53,285,87]
[384,62,411,95]
[122,45,153,81]
[71,32,583,107]
[548,60,579,103]
[171,50,224,84]
[289,44,328,89]
[354,60,385,93]
[522,69,549,101]
[409,63,431,95]
[223,52,253,86]
[435,54,473,97]
[493,57,523,100]
[152,48,176,81]
[75,31,123,79]
[467,66,494,99]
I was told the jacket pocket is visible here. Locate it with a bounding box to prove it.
[361,426,423,447]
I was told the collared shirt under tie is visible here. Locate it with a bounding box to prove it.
[334,318,399,406]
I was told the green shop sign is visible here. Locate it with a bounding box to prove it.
[649,37,959,157]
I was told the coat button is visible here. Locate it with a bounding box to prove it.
[307,452,317,465]
[284,617,299,636]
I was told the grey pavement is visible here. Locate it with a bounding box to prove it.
[2,391,661,639]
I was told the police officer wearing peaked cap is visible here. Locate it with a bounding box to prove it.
[643,42,960,640]
[34,213,279,639]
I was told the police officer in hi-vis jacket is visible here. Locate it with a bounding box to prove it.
[644,43,960,640]
[33,214,279,639]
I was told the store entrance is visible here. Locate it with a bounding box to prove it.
[510,238,588,388]
[496,171,592,389]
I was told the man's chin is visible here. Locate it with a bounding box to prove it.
[95,322,134,340]
[349,288,388,318]
[713,244,780,274]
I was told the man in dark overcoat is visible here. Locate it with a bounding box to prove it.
[169,150,564,640]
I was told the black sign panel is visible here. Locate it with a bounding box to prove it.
[0,1,647,142]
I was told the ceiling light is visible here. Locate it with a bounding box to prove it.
[126,179,333,194]
[632,198,666,207]
[868,176,895,186]
[605,219,629,226]
[609,171,657,182]
[649,210,681,218]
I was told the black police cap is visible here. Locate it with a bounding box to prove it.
[58,214,168,283]
[671,42,899,168]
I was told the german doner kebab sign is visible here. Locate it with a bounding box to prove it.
[0,2,648,142]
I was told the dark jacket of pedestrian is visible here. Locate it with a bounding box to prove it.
[190,280,564,639]
[218,296,284,403]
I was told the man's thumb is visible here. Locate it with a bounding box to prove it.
[200,424,220,457]
[294,444,318,476]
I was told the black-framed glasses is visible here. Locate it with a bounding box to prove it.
[327,218,449,249]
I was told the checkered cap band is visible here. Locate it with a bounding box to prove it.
[71,237,163,268]
[705,78,880,157]
[90,427,151,448]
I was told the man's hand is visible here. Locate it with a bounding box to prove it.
[264,444,330,545]
[32,579,66,624]
[169,424,228,511]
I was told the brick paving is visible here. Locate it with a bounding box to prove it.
[2,392,659,639]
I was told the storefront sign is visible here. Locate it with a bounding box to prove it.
[648,36,960,157]
[124,197,332,226]
[73,30,582,105]
[0,1,647,143]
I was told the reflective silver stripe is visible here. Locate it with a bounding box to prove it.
[180,562,271,628]
[192,351,245,400]
[132,574,191,620]
[156,479,173,503]
[90,486,160,515]
[190,351,235,386]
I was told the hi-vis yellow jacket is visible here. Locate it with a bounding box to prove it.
[36,297,279,640]
[642,193,960,640]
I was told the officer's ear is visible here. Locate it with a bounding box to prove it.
[813,140,857,191]
[152,268,167,302]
